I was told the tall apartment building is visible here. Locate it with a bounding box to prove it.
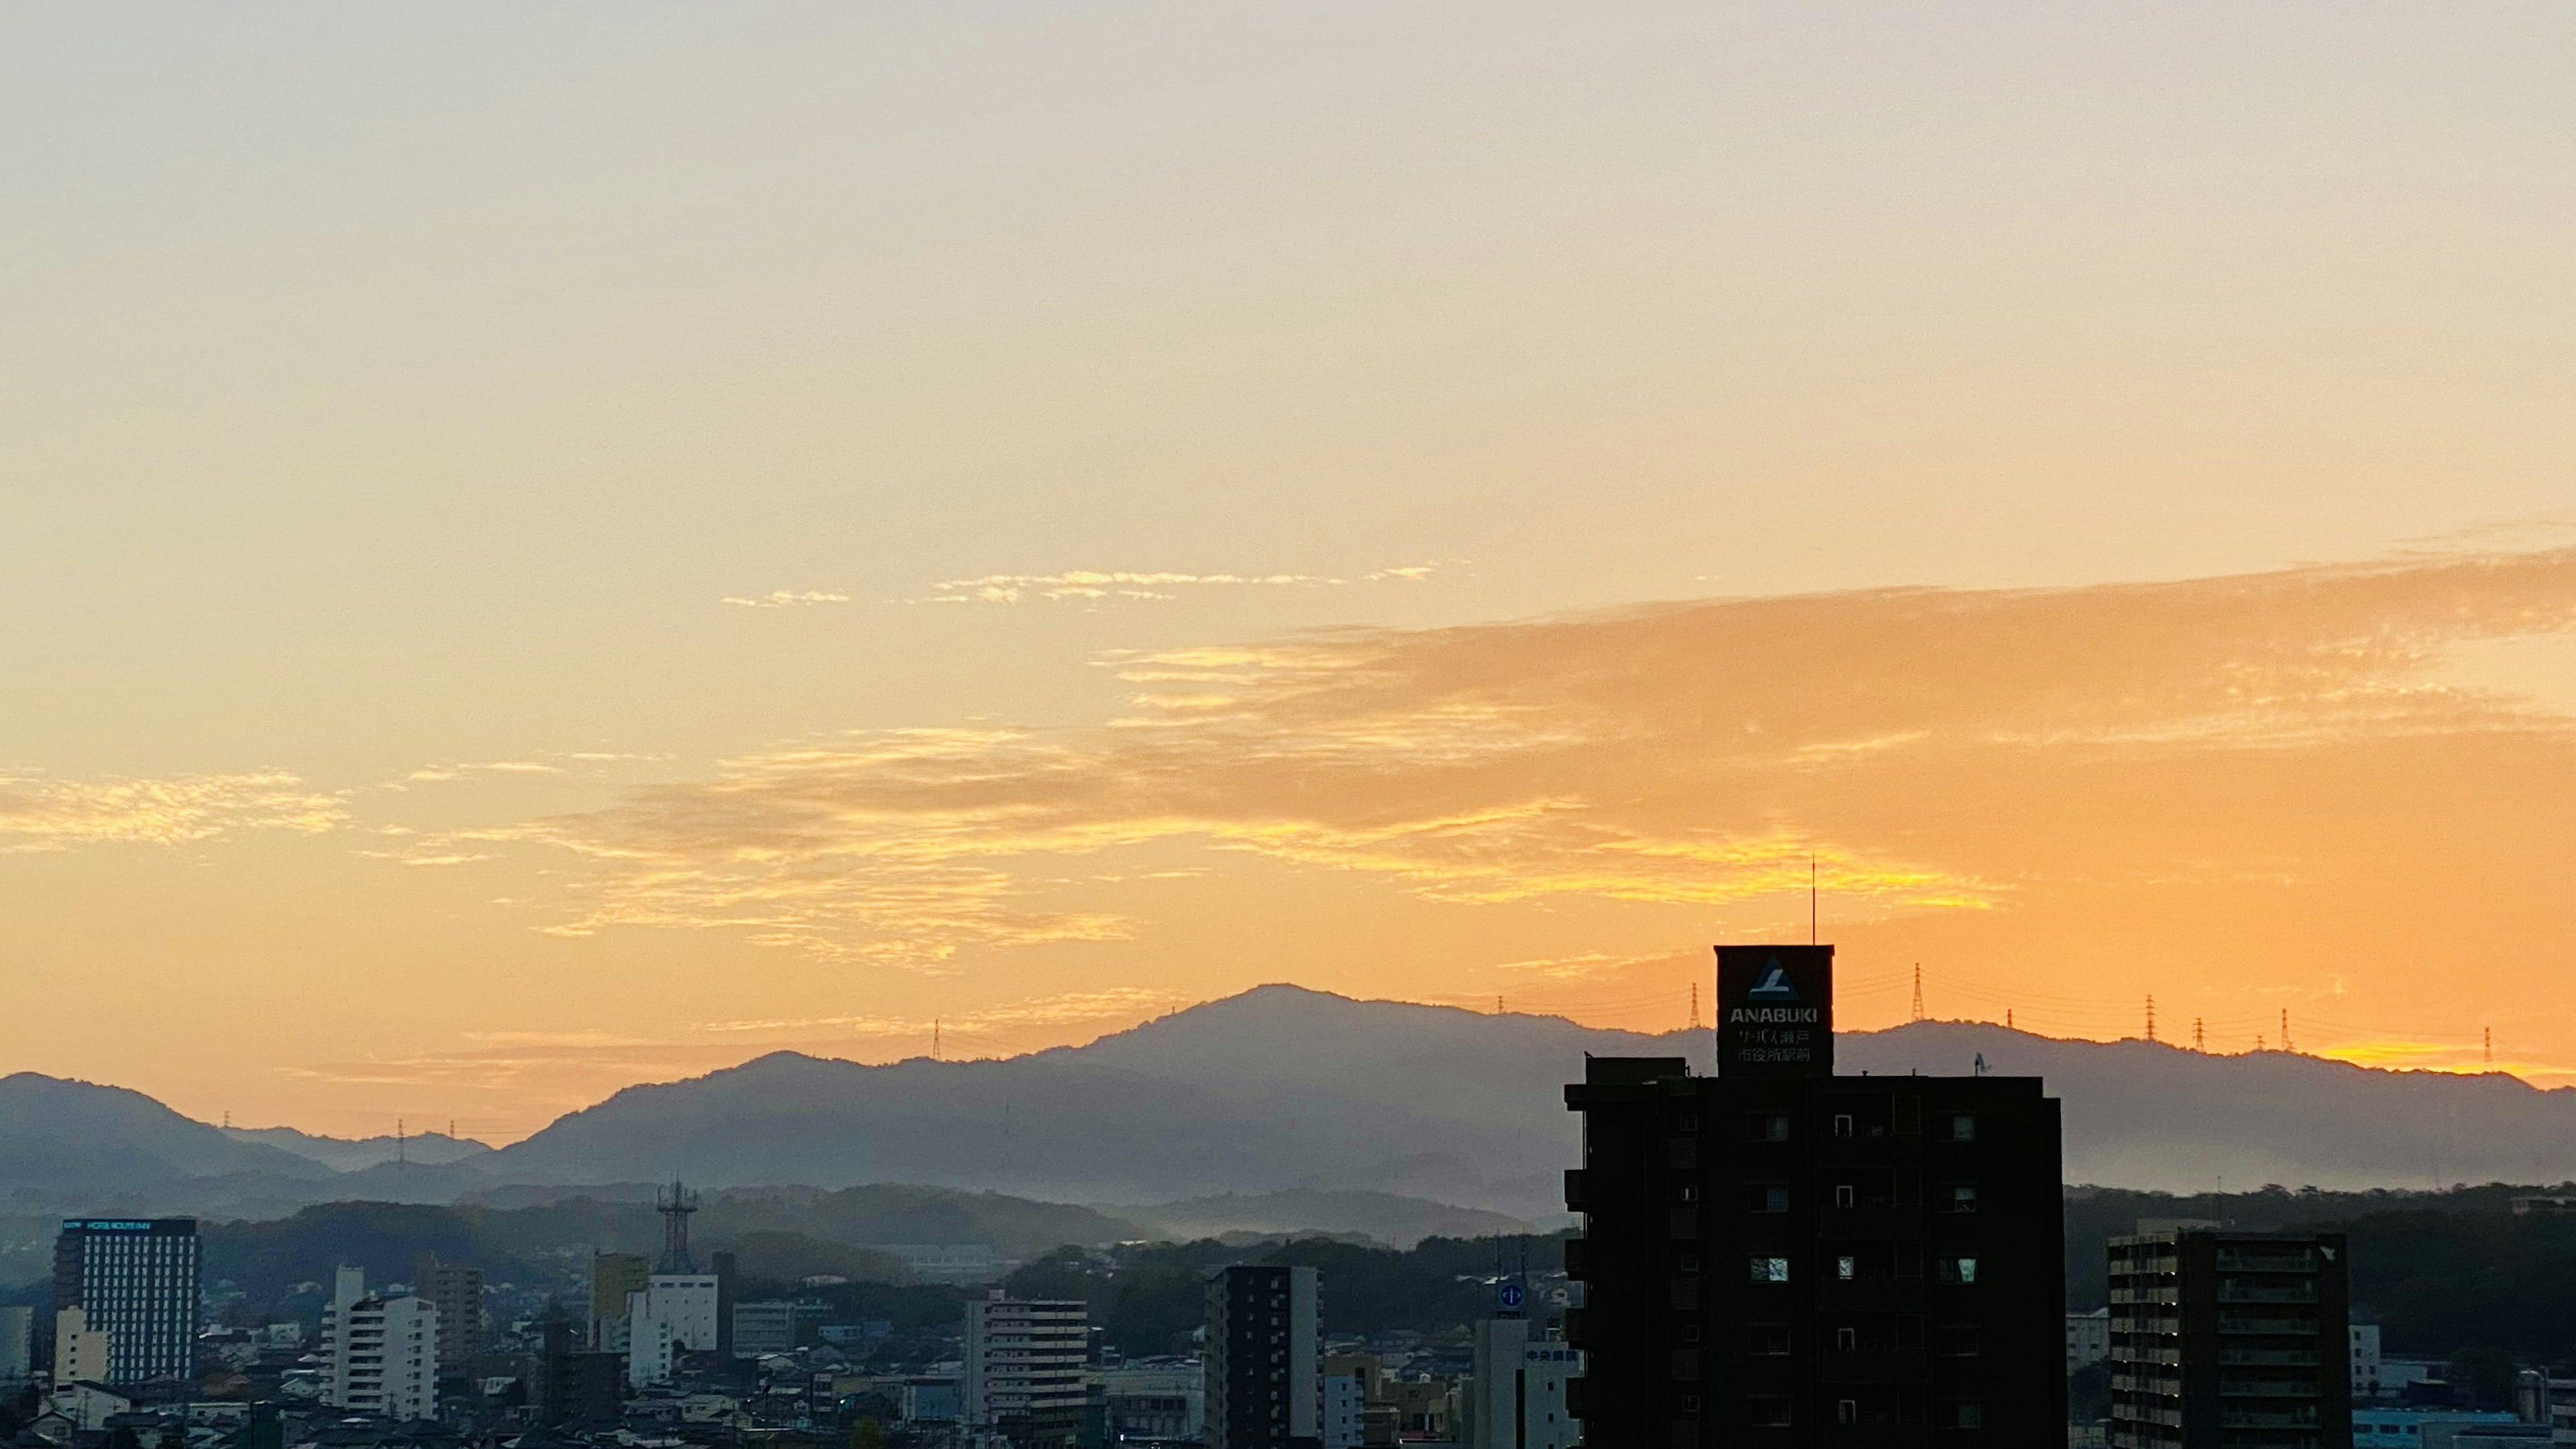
[52,1219,201,1386]
[1205,1265,1320,1449]
[1562,945,2066,1443]
[414,1254,484,1373]
[2107,1228,2352,1449]
[961,1291,1089,1448]
[324,1290,440,1420]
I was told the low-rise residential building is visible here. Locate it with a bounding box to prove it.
[2353,1409,2524,1449]
[1102,1363,1204,1443]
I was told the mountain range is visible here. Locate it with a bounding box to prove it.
[7,985,2576,1224]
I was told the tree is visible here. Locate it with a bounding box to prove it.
[848,1418,885,1449]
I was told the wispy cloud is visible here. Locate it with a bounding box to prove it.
[694,985,1186,1039]
[722,590,853,608]
[917,564,1443,605]
[0,770,347,851]
[453,549,2576,996]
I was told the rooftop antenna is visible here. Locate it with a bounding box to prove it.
[1809,855,1817,945]
[1910,964,1925,1024]
[2145,996,2157,1044]
[655,1180,700,1273]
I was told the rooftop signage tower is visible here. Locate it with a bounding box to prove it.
[1716,943,1835,1077]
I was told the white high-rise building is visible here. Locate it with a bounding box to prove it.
[962,1291,1089,1448]
[1463,1319,1580,1449]
[2351,1322,2384,1399]
[324,1288,439,1420]
[52,1306,111,1386]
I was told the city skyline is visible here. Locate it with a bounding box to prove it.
[6,2,2574,1140]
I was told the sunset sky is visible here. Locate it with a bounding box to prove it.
[5,2,2573,1140]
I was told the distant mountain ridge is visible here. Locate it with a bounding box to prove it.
[8,986,2576,1218]
[223,1124,493,1173]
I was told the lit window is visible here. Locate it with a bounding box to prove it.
[1748,1257,1790,1283]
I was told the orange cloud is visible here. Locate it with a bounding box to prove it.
[464,549,2576,1008]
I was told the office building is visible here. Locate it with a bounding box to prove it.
[414,1254,484,1372]
[1464,1318,1580,1449]
[590,1252,649,1351]
[52,1307,111,1385]
[623,1270,720,1384]
[962,1291,1089,1448]
[1205,1265,1320,1449]
[52,1219,201,1386]
[1562,944,2066,1442]
[2106,1227,2352,1448]
[324,1289,440,1419]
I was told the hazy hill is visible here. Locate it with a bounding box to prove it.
[11,987,2576,1220]
[223,1125,493,1173]
[1114,1189,1534,1248]
[0,1071,330,1207]
[471,987,2576,1215]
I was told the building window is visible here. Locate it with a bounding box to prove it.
[1941,1113,1977,1142]
[1837,1399,1858,1425]
[1835,1326,1857,1352]
[1749,1398,1792,1428]
[1833,1114,1855,1138]
[1945,1185,1979,1213]
[1749,1256,1790,1283]
[1939,1324,1980,1356]
[1746,1113,1790,1142]
[1750,1324,1789,1355]
[1944,1400,1984,1428]
[1675,1114,1698,1134]
[1835,1256,1856,1281]
[1835,1183,1856,1208]
[1748,1185,1789,1214]
[1939,1256,1980,1285]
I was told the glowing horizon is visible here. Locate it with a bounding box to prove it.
[5,3,2572,1142]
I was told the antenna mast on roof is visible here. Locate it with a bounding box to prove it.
[1809,855,1817,945]
[655,1180,700,1273]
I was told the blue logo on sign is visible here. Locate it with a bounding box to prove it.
[1497,1283,1525,1310]
[1748,959,1801,1002]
